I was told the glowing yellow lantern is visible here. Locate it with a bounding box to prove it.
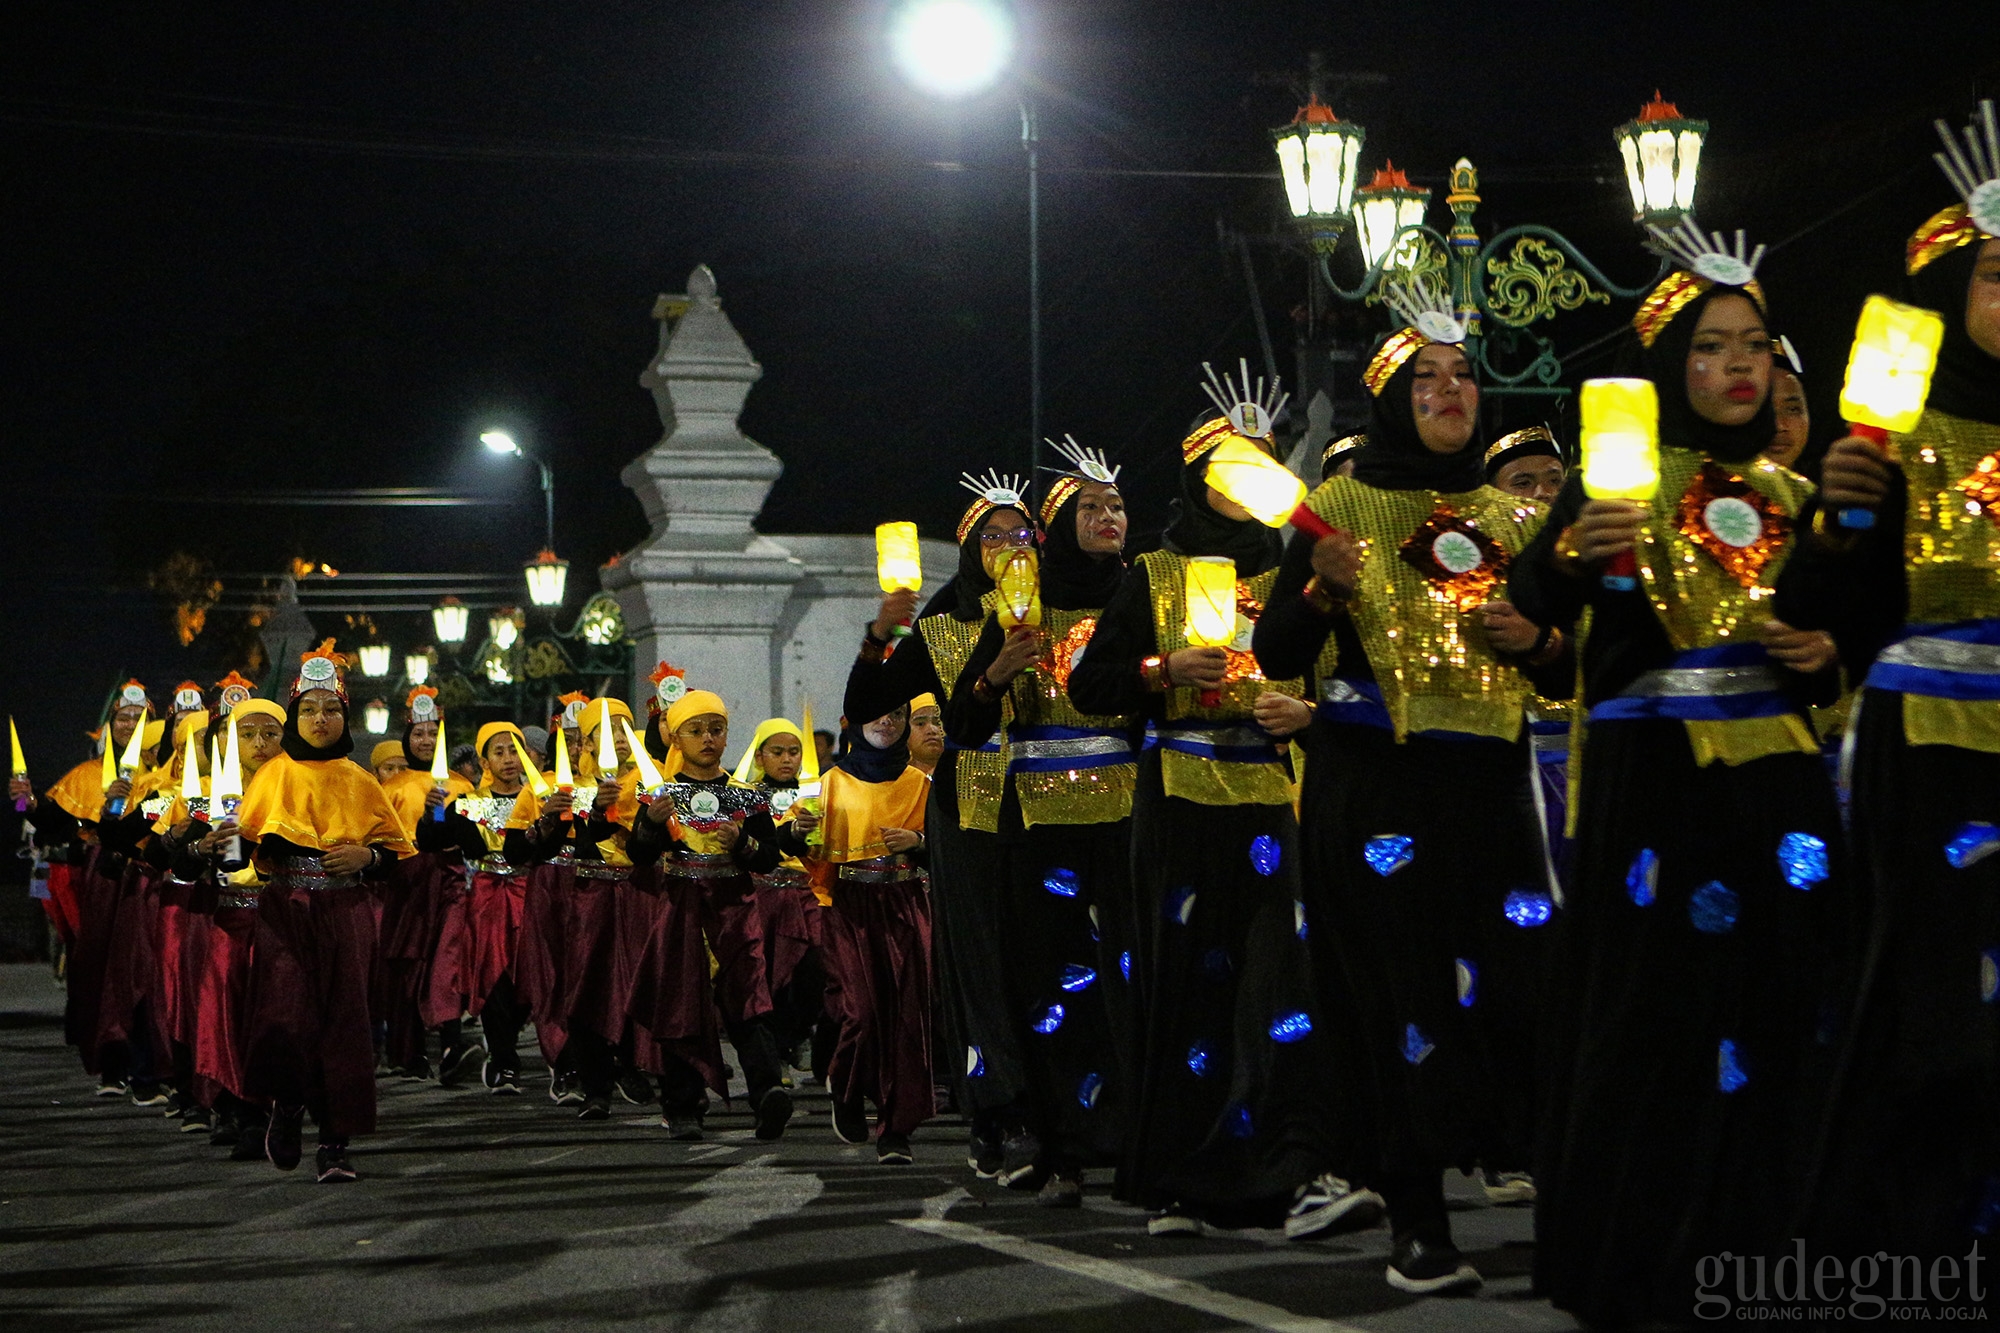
[10,717,25,813]
[1839,295,1944,440]
[1202,437,1337,538]
[595,698,618,779]
[995,549,1042,631]
[180,733,203,802]
[875,522,924,639]
[1183,555,1238,707]
[216,717,243,805]
[104,710,148,817]
[1579,377,1661,590]
[427,718,451,822]
[621,718,667,799]
[552,726,575,822]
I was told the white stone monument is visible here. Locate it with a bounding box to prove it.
[602,266,955,759]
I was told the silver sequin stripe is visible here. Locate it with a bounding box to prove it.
[1007,734,1132,761]
[1617,665,1780,699]
[1875,635,2000,676]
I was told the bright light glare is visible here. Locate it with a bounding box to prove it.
[481,429,520,456]
[889,0,1013,98]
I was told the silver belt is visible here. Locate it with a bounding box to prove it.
[664,851,740,880]
[470,855,517,875]
[757,867,811,889]
[1617,664,1780,699]
[568,862,629,882]
[218,890,260,910]
[1007,734,1132,762]
[838,856,921,885]
[275,856,359,893]
[1875,634,2000,676]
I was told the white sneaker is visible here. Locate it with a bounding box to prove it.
[1285,1173,1386,1239]
[1146,1204,1204,1237]
[1481,1170,1536,1206]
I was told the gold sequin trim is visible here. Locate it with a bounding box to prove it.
[1894,410,2000,627]
[1040,476,1082,527]
[1952,451,2000,517]
[1008,606,1135,827]
[1632,270,1767,348]
[921,596,1007,832]
[1673,462,1793,590]
[1362,327,1430,396]
[1396,501,1512,612]
[1906,202,1988,276]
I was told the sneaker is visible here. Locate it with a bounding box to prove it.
[314,1144,358,1184]
[753,1087,793,1142]
[397,1060,432,1082]
[1147,1204,1203,1237]
[437,1043,487,1089]
[266,1104,305,1171]
[1285,1173,1387,1240]
[231,1115,268,1161]
[162,1090,190,1119]
[209,1110,241,1148]
[616,1069,656,1107]
[129,1081,171,1108]
[661,1112,704,1141]
[94,1078,129,1098]
[876,1131,913,1165]
[1385,1234,1482,1296]
[1481,1170,1536,1207]
[549,1071,585,1106]
[484,1066,523,1096]
[575,1095,611,1121]
[831,1098,869,1146]
[1037,1172,1083,1209]
[997,1128,1043,1189]
[967,1127,1003,1179]
[179,1105,215,1134]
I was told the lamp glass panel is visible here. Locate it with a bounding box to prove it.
[1639,128,1676,212]
[1339,135,1361,213]
[357,643,391,677]
[433,602,469,644]
[1304,131,1343,215]
[1275,135,1310,217]
[404,654,430,685]
[1618,135,1645,213]
[363,700,390,733]
[1674,129,1703,210]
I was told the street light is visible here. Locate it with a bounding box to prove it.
[888,0,1012,97]
[888,0,1042,487]
[356,642,393,678]
[489,607,523,651]
[404,650,432,686]
[363,698,391,734]
[433,596,470,645]
[1614,92,1706,226]
[1271,96,1365,254]
[1352,163,1431,272]
[524,548,569,608]
[480,427,556,551]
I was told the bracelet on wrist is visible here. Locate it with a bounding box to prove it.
[1301,576,1346,615]
[1139,655,1170,692]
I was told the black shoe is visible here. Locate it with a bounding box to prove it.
[1385,1234,1482,1296]
[831,1098,869,1146]
[231,1116,268,1161]
[162,1090,189,1119]
[179,1105,214,1134]
[753,1087,793,1142]
[1285,1173,1387,1240]
[94,1077,129,1098]
[266,1104,305,1171]
[575,1095,611,1121]
[397,1060,432,1082]
[661,1111,704,1141]
[1037,1172,1083,1208]
[968,1128,1003,1179]
[314,1144,358,1183]
[484,1066,522,1096]
[129,1081,171,1108]
[876,1131,913,1165]
[436,1043,486,1089]
[549,1071,585,1106]
[998,1129,1043,1189]
[615,1069,656,1107]
[1147,1204,1203,1237]
[209,1110,241,1148]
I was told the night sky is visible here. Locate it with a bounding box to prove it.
[2,1,1993,772]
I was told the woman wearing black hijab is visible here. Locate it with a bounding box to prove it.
[1253,310,1567,1294]
[1510,230,1849,1326]
[1788,106,2000,1268]
[941,440,1135,1205]
[1066,371,1329,1238]
[843,471,1033,1176]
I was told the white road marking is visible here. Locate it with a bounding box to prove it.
[920,1186,968,1221]
[868,1269,920,1332]
[528,1146,584,1166]
[892,1217,1369,1333]
[574,1156,823,1242]
[686,1145,739,1162]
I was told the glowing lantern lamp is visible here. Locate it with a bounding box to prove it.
[216,716,245,865]
[356,642,392,678]
[621,718,667,801]
[595,698,618,780]
[1834,294,1946,530]
[205,734,221,822]
[1352,162,1431,273]
[552,726,575,822]
[432,596,470,645]
[797,697,825,845]
[429,718,450,822]
[180,732,203,803]
[995,549,1043,632]
[524,549,569,608]
[1613,92,1705,226]
[1579,377,1662,591]
[363,698,391,734]
[874,522,924,637]
[105,710,148,817]
[1183,556,1239,708]
[404,651,431,686]
[10,717,26,812]
[1203,437,1336,538]
[1270,96,1364,255]
[490,608,521,651]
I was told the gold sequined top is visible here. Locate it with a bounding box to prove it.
[1000,605,1135,828]
[1139,550,1304,807]
[1301,478,1548,743]
[921,597,1007,833]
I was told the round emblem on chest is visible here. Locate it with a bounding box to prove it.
[769,788,797,816]
[1431,530,1485,575]
[1229,611,1255,652]
[1702,496,1763,548]
[688,789,722,819]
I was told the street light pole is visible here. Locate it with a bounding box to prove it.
[533,456,554,552]
[1022,95,1041,489]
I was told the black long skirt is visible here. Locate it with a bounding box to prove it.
[1534,716,1849,1326]
[1806,687,2000,1263]
[927,789,1017,1116]
[1119,749,1332,1223]
[1303,721,1552,1183]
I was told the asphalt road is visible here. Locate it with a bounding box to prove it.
[0,962,1578,1332]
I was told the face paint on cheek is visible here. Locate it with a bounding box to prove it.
[1416,402,1432,416]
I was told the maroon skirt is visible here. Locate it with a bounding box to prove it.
[376,852,449,1068]
[154,877,199,1049]
[62,848,122,1068]
[821,871,935,1135]
[696,863,775,1027]
[628,864,725,1095]
[751,868,818,1001]
[45,861,81,944]
[513,861,563,1063]
[418,859,474,1028]
[467,867,528,1010]
[96,857,166,1069]
[193,891,257,1103]
[243,867,379,1138]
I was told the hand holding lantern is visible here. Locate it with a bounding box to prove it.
[1831,295,1945,530]
[798,698,824,848]
[621,719,667,801]
[874,522,924,638]
[215,715,246,869]
[105,711,148,818]
[551,726,575,822]
[429,718,451,822]
[10,717,27,813]
[1578,378,1662,591]
[1183,556,1239,708]
[994,548,1043,633]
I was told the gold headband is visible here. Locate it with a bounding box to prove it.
[1631,270,1768,348]
[1039,475,1081,527]
[1483,425,1558,468]
[1907,202,1990,275]
[1179,417,1238,464]
[1321,433,1365,466]
[1361,326,1432,396]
